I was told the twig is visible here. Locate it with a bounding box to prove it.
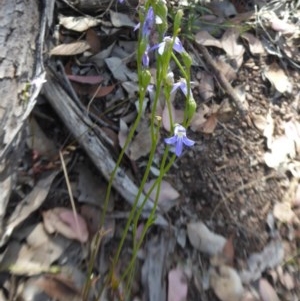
[195,44,248,117]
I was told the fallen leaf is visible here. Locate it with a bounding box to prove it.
[215,57,237,81]
[168,267,188,301]
[33,275,81,301]
[195,30,222,48]
[50,41,90,56]
[222,235,235,266]
[200,113,218,134]
[144,179,180,212]
[67,74,104,85]
[1,171,59,247]
[86,28,101,54]
[88,84,115,98]
[263,62,293,93]
[190,104,210,132]
[273,202,297,224]
[187,221,226,255]
[207,0,237,18]
[118,119,129,150]
[43,208,89,243]
[258,278,280,301]
[109,10,136,28]
[210,265,244,301]
[197,71,215,101]
[129,125,153,160]
[278,270,294,290]
[239,240,284,284]
[58,15,101,32]
[221,28,245,60]
[241,33,266,55]
[105,57,138,82]
[264,136,295,168]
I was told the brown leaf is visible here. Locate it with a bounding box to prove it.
[195,31,222,48]
[86,28,101,54]
[258,278,280,301]
[200,113,218,134]
[263,62,293,93]
[88,84,115,98]
[241,33,265,55]
[50,41,90,56]
[222,234,235,266]
[67,74,104,85]
[43,208,89,243]
[215,57,237,81]
[34,275,81,301]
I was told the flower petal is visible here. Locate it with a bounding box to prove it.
[158,42,166,55]
[175,137,183,156]
[171,82,182,94]
[179,81,188,96]
[173,37,185,53]
[165,136,177,145]
[182,136,195,147]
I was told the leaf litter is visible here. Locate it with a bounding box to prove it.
[2,0,300,300]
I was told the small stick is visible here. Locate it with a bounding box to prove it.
[196,44,248,117]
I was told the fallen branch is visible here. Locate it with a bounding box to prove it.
[196,44,248,117]
[43,71,167,226]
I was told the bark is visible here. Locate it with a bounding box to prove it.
[0,0,52,241]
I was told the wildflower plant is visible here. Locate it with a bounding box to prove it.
[84,1,197,299]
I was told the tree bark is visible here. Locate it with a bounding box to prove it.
[0,0,52,241]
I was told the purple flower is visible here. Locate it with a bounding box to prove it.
[134,7,155,38]
[164,124,195,157]
[142,45,150,67]
[171,79,193,97]
[118,0,125,3]
[152,36,185,55]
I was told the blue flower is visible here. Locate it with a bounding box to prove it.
[152,36,185,55]
[134,7,155,38]
[171,79,192,97]
[142,45,150,67]
[118,0,124,3]
[164,124,195,157]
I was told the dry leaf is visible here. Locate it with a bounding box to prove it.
[206,0,237,18]
[197,71,215,101]
[144,179,180,212]
[88,84,115,98]
[43,208,89,243]
[263,62,293,93]
[118,119,129,150]
[264,136,295,168]
[109,10,136,28]
[222,235,235,266]
[239,240,284,284]
[129,125,153,160]
[58,15,101,32]
[86,28,101,54]
[273,202,297,224]
[168,267,188,301]
[221,28,245,59]
[215,57,237,82]
[200,114,218,134]
[190,104,210,132]
[67,75,103,84]
[105,57,138,82]
[187,221,226,255]
[278,271,294,290]
[241,33,266,55]
[210,265,244,301]
[258,278,280,301]
[195,30,222,48]
[50,41,90,56]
